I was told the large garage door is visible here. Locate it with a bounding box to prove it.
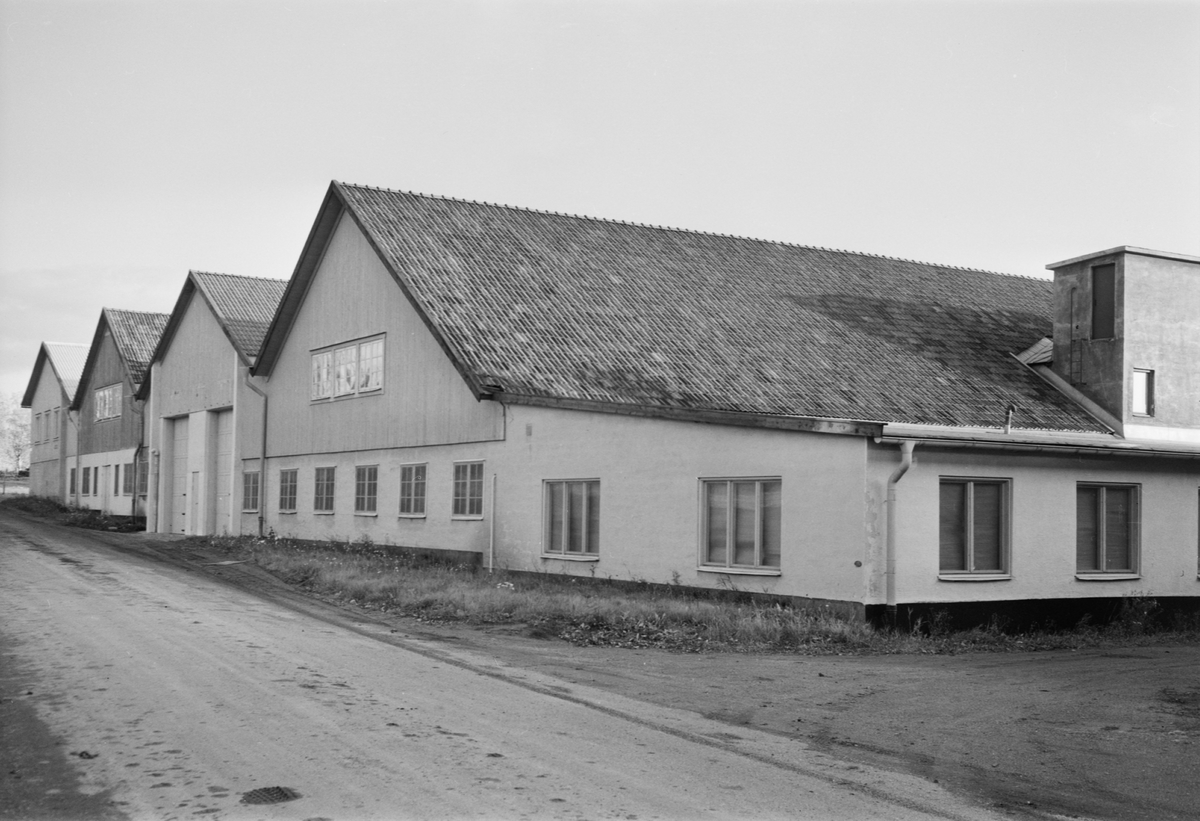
[211,410,233,535]
[170,417,189,534]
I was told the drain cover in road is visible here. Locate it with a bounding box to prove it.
[241,786,301,805]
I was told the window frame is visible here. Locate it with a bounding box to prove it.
[1076,482,1141,578]
[94,383,122,421]
[311,335,385,402]
[82,465,91,495]
[242,471,261,513]
[279,468,298,514]
[543,479,601,560]
[69,467,76,495]
[113,464,121,496]
[399,463,427,518]
[452,461,485,519]
[1132,369,1155,417]
[698,477,782,575]
[122,462,134,495]
[938,477,1012,580]
[314,466,336,514]
[354,465,379,515]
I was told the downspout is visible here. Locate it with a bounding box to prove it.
[885,440,916,627]
[243,372,268,538]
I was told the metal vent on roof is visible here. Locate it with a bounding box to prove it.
[241,786,301,805]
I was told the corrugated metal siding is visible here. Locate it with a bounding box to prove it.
[157,295,237,417]
[266,213,502,458]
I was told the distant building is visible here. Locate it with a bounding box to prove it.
[21,342,88,501]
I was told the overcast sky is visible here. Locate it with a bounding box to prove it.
[2,0,1198,401]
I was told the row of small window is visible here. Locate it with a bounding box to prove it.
[941,478,1143,576]
[310,337,384,401]
[95,384,122,421]
[241,467,783,572]
[68,463,143,496]
[242,462,486,518]
[32,408,61,443]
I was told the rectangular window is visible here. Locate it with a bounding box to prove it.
[355,465,378,514]
[136,459,148,495]
[312,337,384,401]
[701,478,781,571]
[939,479,1009,575]
[82,466,91,495]
[279,469,298,512]
[399,464,427,516]
[69,468,76,495]
[93,467,99,496]
[1132,369,1154,416]
[94,384,122,421]
[452,462,484,517]
[242,471,260,512]
[1077,484,1139,574]
[123,463,134,495]
[544,480,600,556]
[53,408,59,439]
[1092,263,1116,340]
[113,465,121,496]
[311,351,333,400]
[314,467,335,513]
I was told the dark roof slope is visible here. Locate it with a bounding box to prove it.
[106,309,169,387]
[191,272,288,361]
[267,181,1108,433]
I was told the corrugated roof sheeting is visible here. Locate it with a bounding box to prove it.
[44,342,89,396]
[336,183,1105,432]
[105,309,169,387]
[191,272,288,360]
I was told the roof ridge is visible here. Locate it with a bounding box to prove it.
[190,270,288,283]
[335,180,1039,282]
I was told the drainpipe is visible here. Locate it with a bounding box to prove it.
[148,450,160,532]
[885,440,916,627]
[243,373,268,538]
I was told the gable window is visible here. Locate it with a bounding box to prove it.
[123,463,135,495]
[1132,369,1154,416]
[700,478,781,573]
[544,480,600,557]
[94,384,122,421]
[82,466,91,495]
[452,462,484,518]
[242,471,261,513]
[279,469,298,513]
[1077,484,1139,576]
[399,464,427,517]
[313,336,384,401]
[939,479,1009,577]
[355,465,378,514]
[314,467,335,513]
[1092,263,1116,340]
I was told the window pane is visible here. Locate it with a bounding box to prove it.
[939,482,966,571]
[311,352,332,399]
[359,339,384,392]
[413,465,426,514]
[761,481,781,568]
[567,482,585,552]
[452,464,467,515]
[972,483,1002,572]
[1076,487,1099,571]
[469,463,484,516]
[586,481,600,554]
[733,482,757,566]
[334,346,357,395]
[547,482,564,553]
[705,482,729,565]
[123,463,135,495]
[1105,487,1132,571]
[1092,263,1115,339]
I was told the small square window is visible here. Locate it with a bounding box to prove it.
[242,472,260,512]
[399,464,427,517]
[939,479,1010,575]
[355,465,378,514]
[1132,369,1154,416]
[453,462,484,518]
[701,478,781,571]
[314,467,336,513]
[279,469,298,512]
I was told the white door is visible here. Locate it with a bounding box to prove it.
[211,410,234,535]
[170,417,189,534]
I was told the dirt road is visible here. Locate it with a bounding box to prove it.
[1,511,1012,821]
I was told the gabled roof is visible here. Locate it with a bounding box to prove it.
[71,309,169,410]
[20,342,89,408]
[258,181,1109,434]
[138,272,287,399]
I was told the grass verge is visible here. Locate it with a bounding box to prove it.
[204,534,1200,655]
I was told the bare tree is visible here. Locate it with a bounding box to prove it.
[0,393,31,473]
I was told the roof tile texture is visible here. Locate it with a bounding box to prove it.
[44,342,89,396]
[106,309,169,387]
[338,183,1105,432]
[191,272,288,360]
